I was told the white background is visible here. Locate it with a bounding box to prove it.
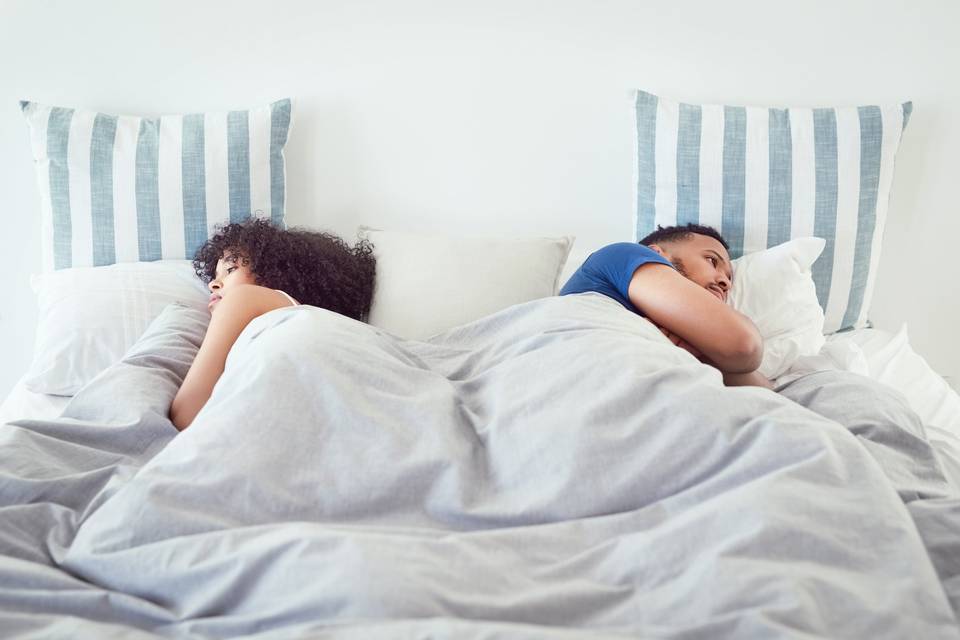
[1,0,957,399]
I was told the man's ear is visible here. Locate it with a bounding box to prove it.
[648,243,668,258]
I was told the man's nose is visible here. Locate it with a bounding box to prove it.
[717,275,730,290]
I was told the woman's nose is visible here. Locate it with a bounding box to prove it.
[208,280,221,293]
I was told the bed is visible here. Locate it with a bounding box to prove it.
[6,93,959,638]
[2,250,960,639]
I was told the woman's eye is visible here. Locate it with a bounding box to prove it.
[227,266,237,274]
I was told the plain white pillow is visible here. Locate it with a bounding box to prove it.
[25,261,209,396]
[729,237,827,379]
[360,227,573,339]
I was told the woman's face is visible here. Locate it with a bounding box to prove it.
[207,252,257,312]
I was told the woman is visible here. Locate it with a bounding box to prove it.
[170,218,376,431]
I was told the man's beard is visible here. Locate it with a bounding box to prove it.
[672,257,689,279]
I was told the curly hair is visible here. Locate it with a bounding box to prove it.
[639,223,729,251]
[193,218,377,321]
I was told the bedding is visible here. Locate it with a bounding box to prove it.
[25,260,208,396]
[777,325,960,437]
[832,325,960,436]
[633,89,912,333]
[2,295,959,638]
[0,377,70,425]
[359,226,573,339]
[20,98,292,271]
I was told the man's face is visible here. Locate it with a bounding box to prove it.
[651,234,732,303]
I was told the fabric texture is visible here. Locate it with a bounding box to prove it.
[24,260,208,396]
[729,237,826,378]
[359,226,573,339]
[20,98,293,271]
[634,89,912,333]
[1,297,959,637]
[558,242,674,314]
[827,324,960,436]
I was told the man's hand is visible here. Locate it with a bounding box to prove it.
[656,325,704,360]
[720,369,774,389]
[657,324,772,390]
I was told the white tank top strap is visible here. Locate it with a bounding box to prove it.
[274,289,300,306]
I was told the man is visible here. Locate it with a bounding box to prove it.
[560,224,771,389]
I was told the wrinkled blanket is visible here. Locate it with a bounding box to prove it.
[1,293,958,639]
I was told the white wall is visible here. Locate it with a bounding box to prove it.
[1,0,958,398]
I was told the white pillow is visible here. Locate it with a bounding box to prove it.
[831,325,960,436]
[26,261,209,396]
[729,237,827,379]
[359,227,573,339]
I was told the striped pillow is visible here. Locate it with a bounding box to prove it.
[634,90,911,333]
[20,98,292,271]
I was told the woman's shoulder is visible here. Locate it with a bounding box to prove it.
[218,284,298,315]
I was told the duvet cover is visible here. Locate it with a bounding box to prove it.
[1,293,958,639]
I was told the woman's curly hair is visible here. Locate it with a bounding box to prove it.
[193,218,376,321]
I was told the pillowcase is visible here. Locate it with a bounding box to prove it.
[633,89,912,334]
[25,260,209,396]
[729,237,826,379]
[359,227,573,339]
[20,98,292,271]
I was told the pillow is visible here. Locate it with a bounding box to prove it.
[729,237,826,379]
[359,227,573,339]
[59,302,209,427]
[20,98,292,271]
[25,261,209,396]
[633,89,912,334]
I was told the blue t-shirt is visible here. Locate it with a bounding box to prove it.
[559,243,675,315]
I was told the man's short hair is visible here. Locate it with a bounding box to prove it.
[638,223,730,251]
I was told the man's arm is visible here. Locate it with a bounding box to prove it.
[721,369,774,389]
[627,263,763,373]
[659,325,773,389]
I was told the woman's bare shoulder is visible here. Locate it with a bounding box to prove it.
[218,283,297,316]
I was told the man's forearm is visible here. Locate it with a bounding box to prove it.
[721,369,773,389]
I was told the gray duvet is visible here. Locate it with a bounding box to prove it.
[1,293,958,639]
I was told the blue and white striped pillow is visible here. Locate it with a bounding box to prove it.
[634,90,911,333]
[21,98,292,271]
